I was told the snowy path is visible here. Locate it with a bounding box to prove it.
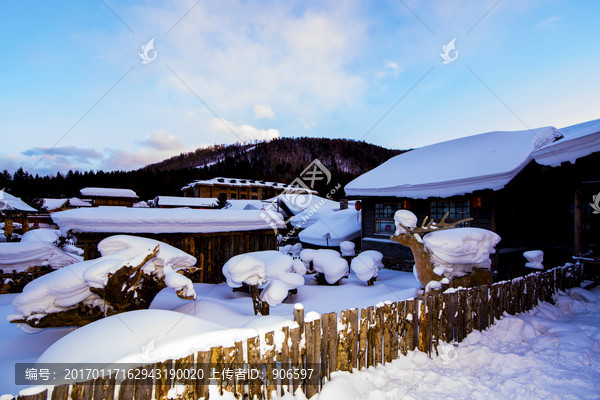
[317,287,600,400]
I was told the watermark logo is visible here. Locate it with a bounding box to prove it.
[260,159,341,239]
[138,38,157,64]
[438,342,458,364]
[591,192,600,214]
[440,38,458,64]
[140,339,159,363]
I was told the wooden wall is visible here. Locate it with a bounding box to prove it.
[76,230,277,283]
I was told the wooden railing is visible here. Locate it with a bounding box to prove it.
[12,264,582,400]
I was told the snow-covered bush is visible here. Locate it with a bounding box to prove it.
[523,250,544,270]
[10,235,197,329]
[340,241,355,257]
[223,250,305,308]
[350,250,384,284]
[312,249,349,285]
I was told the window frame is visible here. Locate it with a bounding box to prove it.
[430,199,471,227]
[374,202,400,236]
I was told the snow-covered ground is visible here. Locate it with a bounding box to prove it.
[317,286,600,400]
[0,269,420,395]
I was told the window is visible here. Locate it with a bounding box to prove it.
[230,193,237,199]
[241,194,247,199]
[430,199,470,226]
[375,203,399,235]
[252,187,258,192]
[251,195,258,200]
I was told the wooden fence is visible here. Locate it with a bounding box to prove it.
[14,264,582,400]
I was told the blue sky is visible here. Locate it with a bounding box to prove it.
[1,0,599,175]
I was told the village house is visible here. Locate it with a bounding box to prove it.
[181,177,312,200]
[345,119,600,275]
[80,187,138,207]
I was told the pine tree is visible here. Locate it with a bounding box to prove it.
[216,193,228,209]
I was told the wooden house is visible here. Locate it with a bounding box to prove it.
[0,191,38,238]
[345,119,600,276]
[181,177,314,200]
[51,207,284,283]
[80,187,138,207]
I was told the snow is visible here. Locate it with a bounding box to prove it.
[11,235,197,319]
[345,126,562,198]
[340,241,355,257]
[67,197,91,207]
[523,250,544,270]
[533,117,600,167]
[20,229,60,244]
[312,250,349,284]
[41,198,68,212]
[394,209,418,234]
[359,250,384,269]
[350,255,377,282]
[222,254,267,288]
[0,268,420,394]
[0,242,80,273]
[0,191,37,213]
[319,287,600,400]
[289,199,345,228]
[276,194,333,216]
[298,208,360,247]
[423,228,501,276]
[154,196,216,208]
[79,187,138,199]
[51,207,285,234]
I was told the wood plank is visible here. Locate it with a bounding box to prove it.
[117,378,135,400]
[293,305,304,335]
[50,385,70,400]
[349,308,359,369]
[336,310,351,371]
[374,305,384,365]
[320,313,330,381]
[18,389,48,400]
[134,365,153,400]
[418,298,431,355]
[222,345,238,397]
[383,303,393,363]
[358,308,368,369]
[280,326,291,395]
[312,319,322,394]
[480,286,489,331]
[264,331,277,400]
[389,302,399,360]
[195,351,210,400]
[93,376,115,400]
[247,336,263,400]
[328,313,338,377]
[304,321,316,399]
[404,299,417,352]
[72,380,94,400]
[397,301,407,356]
[290,326,302,394]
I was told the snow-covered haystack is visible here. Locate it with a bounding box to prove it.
[350,250,384,285]
[312,249,349,285]
[223,251,305,309]
[392,209,499,290]
[523,250,544,270]
[340,241,355,257]
[424,228,501,278]
[9,235,197,329]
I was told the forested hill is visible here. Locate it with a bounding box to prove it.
[2,138,405,203]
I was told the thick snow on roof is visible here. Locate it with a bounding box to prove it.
[80,187,138,199]
[276,193,337,215]
[68,197,92,207]
[182,177,316,193]
[0,241,80,272]
[345,126,561,199]
[42,198,68,211]
[0,191,37,212]
[533,118,600,167]
[299,208,361,247]
[290,200,355,228]
[154,196,216,208]
[51,207,284,234]
[225,199,271,211]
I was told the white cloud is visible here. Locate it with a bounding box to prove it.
[209,118,279,142]
[139,131,187,152]
[253,104,276,119]
[535,17,560,29]
[384,60,403,78]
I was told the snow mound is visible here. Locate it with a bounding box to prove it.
[37,310,226,364]
[359,250,384,269]
[12,235,197,319]
[340,241,355,257]
[223,250,305,306]
[351,254,377,282]
[313,250,349,284]
[20,229,60,244]
[298,208,361,247]
[423,228,500,277]
[394,210,418,234]
[0,241,80,273]
[523,250,544,270]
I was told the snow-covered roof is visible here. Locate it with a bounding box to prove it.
[182,177,317,194]
[298,208,361,247]
[0,241,80,272]
[68,197,92,207]
[225,199,273,211]
[42,198,69,211]
[532,118,600,167]
[79,187,138,199]
[274,194,337,215]
[154,196,216,208]
[0,191,37,213]
[51,207,284,234]
[290,200,356,228]
[345,126,562,199]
